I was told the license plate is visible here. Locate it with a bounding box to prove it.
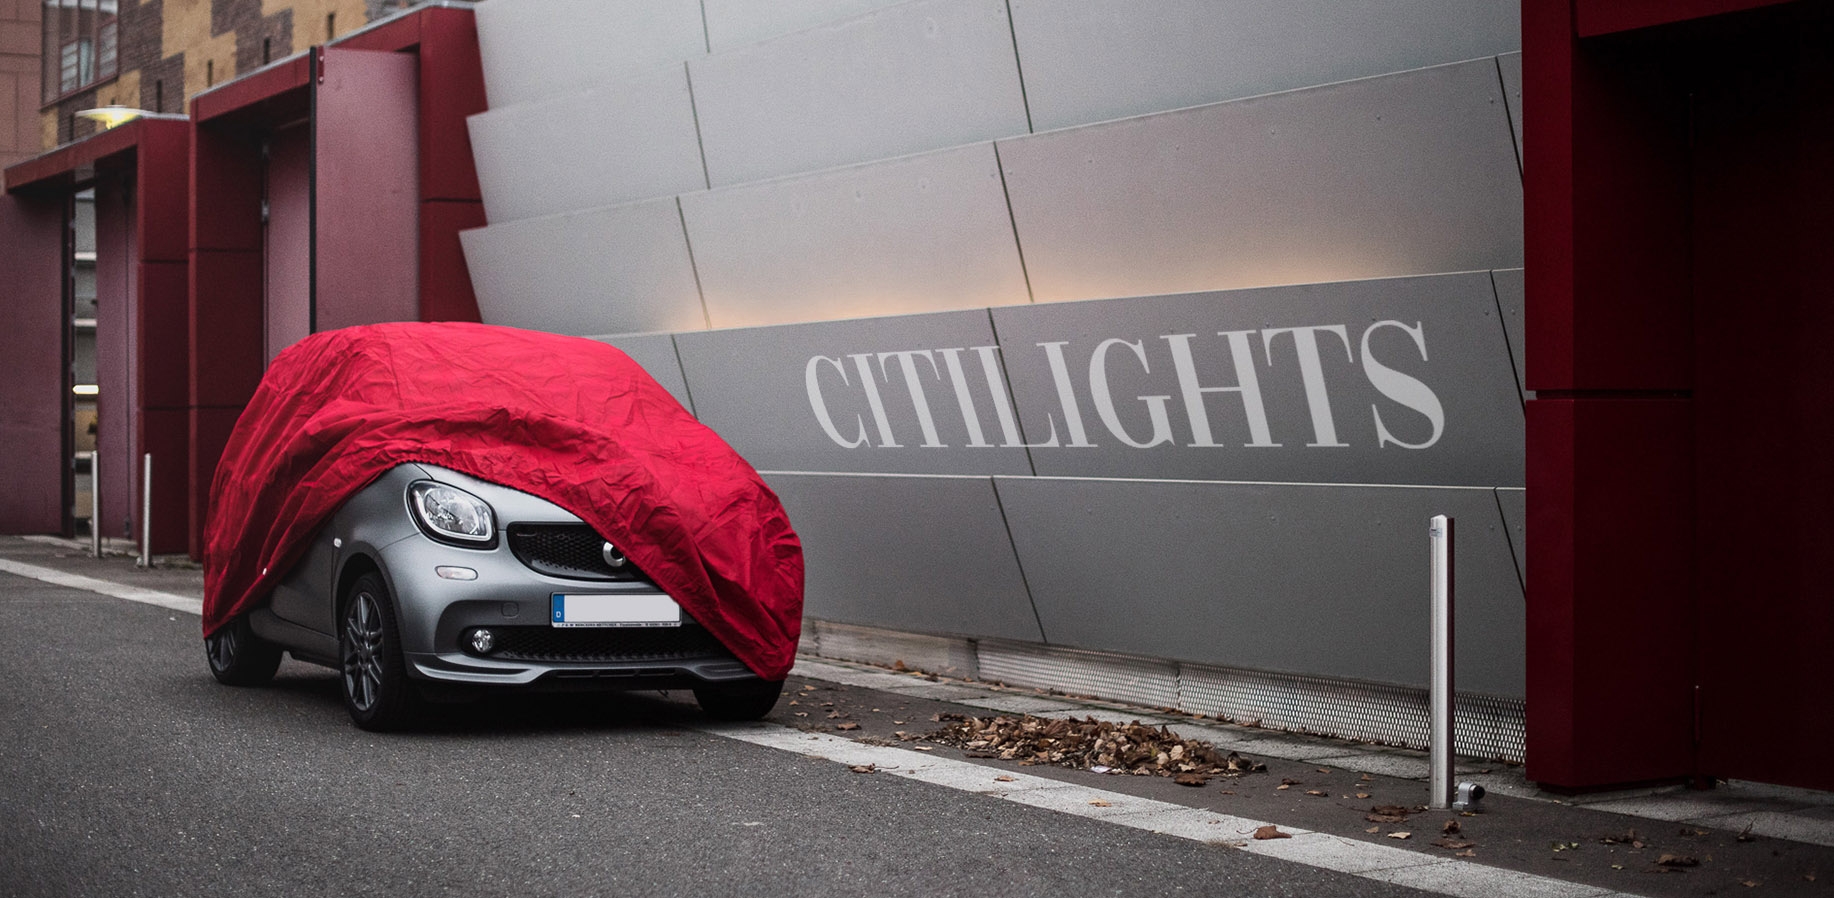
[550,594,682,628]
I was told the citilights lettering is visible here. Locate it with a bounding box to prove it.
[803,321,1446,452]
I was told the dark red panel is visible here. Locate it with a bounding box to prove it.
[188,406,242,559]
[0,194,67,534]
[191,127,263,253]
[139,261,190,410]
[189,250,266,408]
[190,56,310,124]
[95,176,137,538]
[1576,0,1799,36]
[138,407,191,555]
[1526,397,1695,788]
[334,11,420,51]
[135,121,190,264]
[313,47,421,332]
[264,123,311,362]
[1525,2,1693,393]
[417,7,486,203]
[419,199,484,322]
[1688,25,1834,791]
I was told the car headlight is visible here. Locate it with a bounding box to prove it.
[407,481,496,547]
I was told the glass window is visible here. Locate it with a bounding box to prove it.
[42,0,120,105]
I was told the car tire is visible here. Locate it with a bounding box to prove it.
[693,679,785,721]
[204,613,283,686]
[340,571,422,731]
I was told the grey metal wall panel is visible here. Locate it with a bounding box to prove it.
[687,0,1029,187]
[766,472,1044,642]
[680,143,1031,328]
[998,57,1525,304]
[998,477,1525,697]
[1494,487,1525,597]
[468,64,705,223]
[989,272,1524,487]
[459,199,707,336]
[1490,268,1528,403]
[1498,52,1523,173]
[474,0,707,110]
[586,333,695,413]
[1010,0,1520,133]
[674,310,1034,475]
[701,0,908,53]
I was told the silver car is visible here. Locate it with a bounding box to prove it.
[203,463,783,730]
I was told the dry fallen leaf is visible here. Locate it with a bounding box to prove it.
[1088,799,1112,807]
[1388,832,1412,840]
[1656,854,1700,868]
[1742,881,1760,888]
[1253,825,1291,840]
[994,775,1016,783]
[1366,826,1381,834]
[1433,838,1475,850]
[1174,773,1209,787]
[1305,790,1328,797]
[848,764,876,774]
[1455,849,1476,858]
[1276,784,1291,791]
[1355,792,1371,799]
[1443,820,1462,835]
[835,722,860,731]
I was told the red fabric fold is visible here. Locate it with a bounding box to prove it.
[202,322,803,680]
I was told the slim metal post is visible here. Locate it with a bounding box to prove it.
[1429,514,1455,809]
[89,450,102,558]
[139,453,153,567]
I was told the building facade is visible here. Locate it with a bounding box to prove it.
[4,0,1830,794]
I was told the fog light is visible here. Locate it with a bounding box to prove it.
[435,566,477,581]
[468,628,496,654]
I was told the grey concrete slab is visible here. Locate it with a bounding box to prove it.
[1010,0,1520,132]
[999,57,1524,304]
[1495,487,1526,596]
[688,0,1028,186]
[988,271,1524,487]
[702,0,907,52]
[1491,267,1528,403]
[460,199,707,336]
[997,477,1526,695]
[762,472,1045,642]
[585,333,695,412]
[474,0,706,109]
[1498,52,1523,174]
[672,309,1034,475]
[680,143,1030,330]
[468,63,705,223]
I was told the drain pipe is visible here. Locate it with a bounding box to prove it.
[89,450,102,558]
[138,453,152,568]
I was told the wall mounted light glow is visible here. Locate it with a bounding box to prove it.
[76,106,146,130]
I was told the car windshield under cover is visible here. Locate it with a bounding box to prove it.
[202,322,804,680]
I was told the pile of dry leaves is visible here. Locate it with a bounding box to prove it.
[923,713,1266,784]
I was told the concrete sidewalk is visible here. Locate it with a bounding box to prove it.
[4,533,1829,897]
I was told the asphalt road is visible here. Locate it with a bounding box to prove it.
[0,570,1441,898]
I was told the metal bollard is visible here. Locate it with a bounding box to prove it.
[1429,515,1454,810]
[89,450,102,558]
[139,453,152,568]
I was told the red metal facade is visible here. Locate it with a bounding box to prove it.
[1526,0,1834,791]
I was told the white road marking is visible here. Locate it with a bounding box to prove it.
[0,558,203,616]
[698,722,1636,898]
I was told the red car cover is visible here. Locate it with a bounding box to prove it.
[202,322,803,680]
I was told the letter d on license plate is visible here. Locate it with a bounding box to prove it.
[550,594,682,628]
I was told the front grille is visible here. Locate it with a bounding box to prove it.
[506,523,650,581]
[479,624,731,664]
